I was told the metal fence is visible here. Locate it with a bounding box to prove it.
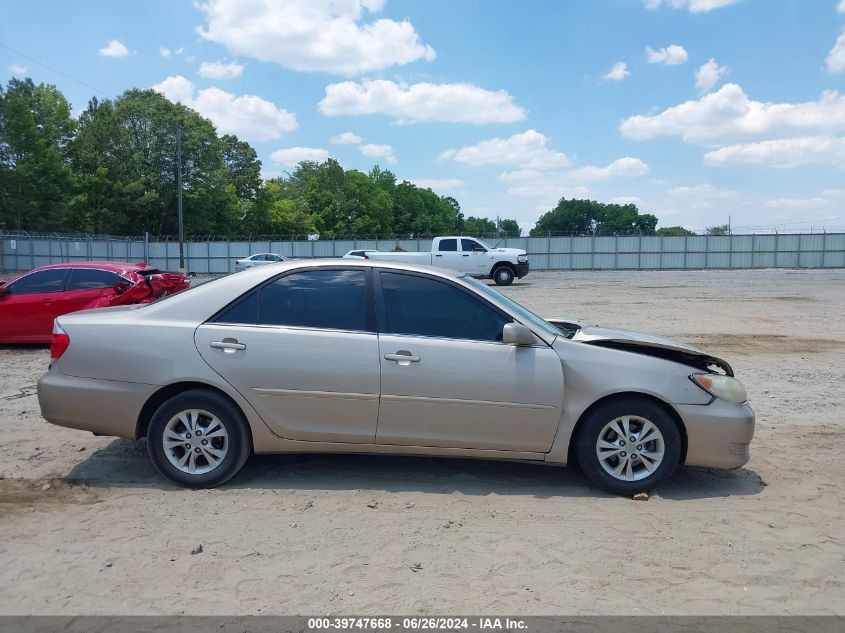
[2,231,845,275]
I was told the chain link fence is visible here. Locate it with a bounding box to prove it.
[2,230,844,275]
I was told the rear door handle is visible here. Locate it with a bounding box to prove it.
[435,254,443,257]
[210,340,246,352]
[462,254,469,257]
[384,352,420,363]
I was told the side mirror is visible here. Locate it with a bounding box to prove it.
[502,323,538,346]
[472,245,487,252]
[0,286,9,297]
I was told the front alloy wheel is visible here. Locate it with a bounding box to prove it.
[576,397,681,495]
[493,266,515,286]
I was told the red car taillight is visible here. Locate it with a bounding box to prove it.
[50,322,70,361]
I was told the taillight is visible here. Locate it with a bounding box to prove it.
[50,321,70,361]
[363,255,369,259]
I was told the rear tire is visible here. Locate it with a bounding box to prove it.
[575,397,681,496]
[146,389,251,489]
[492,265,515,286]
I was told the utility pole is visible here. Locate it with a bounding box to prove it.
[728,214,732,236]
[176,125,185,272]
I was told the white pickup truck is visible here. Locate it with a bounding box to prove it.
[349,236,529,285]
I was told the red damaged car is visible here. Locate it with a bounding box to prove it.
[0,262,190,343]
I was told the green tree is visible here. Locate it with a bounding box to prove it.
[498,218,521,237]
[656,225,695,236]
[463,216,497,236]
[706,224,730,235]
[531,198,657,236]
[0,78,76,230]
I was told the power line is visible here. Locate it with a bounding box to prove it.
[0,42,113,98]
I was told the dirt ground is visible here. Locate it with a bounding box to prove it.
[1,269,843,615]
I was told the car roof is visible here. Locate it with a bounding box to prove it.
[33,261,150,272]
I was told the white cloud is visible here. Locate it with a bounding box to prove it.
[198,60,244,80]
[827,32,845,74]
[695,58,729,93]
[318,79,526,124]
[839,0,845,12]
[196,0,435,76]
[564,157,651,182]
[665,184,739,210]
[703,137,845,169]
[270,147,330,166]
[668,184,738,199]
[497,170,590,204]
[99,40,129,58]
[498,158,649,199]
[611,196,642,205]
[620,84,845,145]
[646,45,688,65]
[604,62,630,82]
[644,0,743,12]
[152,75,297,141]
[330,132,364,145]
[764,197,831,209]
[9,64,27,75]
[359,143,397,164]
[160,47,172,58]
[409,178,464,190]
[439,130,569,169]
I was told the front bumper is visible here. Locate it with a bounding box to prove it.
[677,399,755,469]
[515,262,530,278]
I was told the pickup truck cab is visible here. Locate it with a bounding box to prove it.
[352,236,529,285]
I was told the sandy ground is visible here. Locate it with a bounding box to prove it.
[0,269,843,615]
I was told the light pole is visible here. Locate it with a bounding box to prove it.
[176,125,185,272]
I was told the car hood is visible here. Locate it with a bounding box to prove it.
[489,247,526,256]
[546,317,733,376]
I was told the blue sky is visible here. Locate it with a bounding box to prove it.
[2,0,845,233]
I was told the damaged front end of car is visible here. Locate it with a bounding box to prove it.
[546,317,734,376]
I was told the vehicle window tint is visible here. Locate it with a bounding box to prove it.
[438,239,457,252]
[7,269,68,294]
[212,291,258,324]
[461,239,484,252]
[380,272,510,342]
[67,268,122,290]
[259,269,368,331]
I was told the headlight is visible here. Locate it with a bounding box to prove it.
[517,254,528,263]
[691,374,747,404]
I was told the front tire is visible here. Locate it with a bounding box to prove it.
[492,265,515,286]
[146,389,251,489]
[575,397,681,496]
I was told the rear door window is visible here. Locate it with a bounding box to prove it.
[67,268,122,290]
[438,239,458,252]
[259,269,369,331]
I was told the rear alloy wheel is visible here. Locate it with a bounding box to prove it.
[575,397,681,496]
[493,266,515,286]
[147,389,251,489]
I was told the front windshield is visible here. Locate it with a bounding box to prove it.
[463,276,560,339]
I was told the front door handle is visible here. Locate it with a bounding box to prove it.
[462,254,469,257]
[210,339,246,352]
[384,351,420,364]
